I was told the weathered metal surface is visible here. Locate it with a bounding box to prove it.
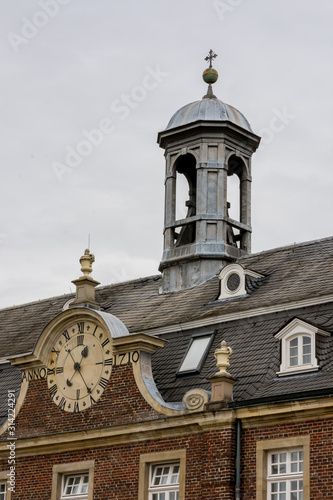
[165,97,253,132]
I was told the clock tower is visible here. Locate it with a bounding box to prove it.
[158,51,261,293]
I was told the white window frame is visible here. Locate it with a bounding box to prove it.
[275,318,330,376]
[218,263,263,300]
[0,471,11,500]
[256,436,310,500]
[267,448,303,500]
[148,462,180,500]
[0,481,6,500]
[60,472,89,499]
[139,450,186,500]
[51,461,94,500]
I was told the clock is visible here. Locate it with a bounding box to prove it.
[47,319,112,413]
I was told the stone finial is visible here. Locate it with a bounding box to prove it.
[80,248,95,277]
[69,249,100,308]
[214,340,233,374]
[204,340,236,411]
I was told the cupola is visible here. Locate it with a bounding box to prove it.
[158,51,261,293]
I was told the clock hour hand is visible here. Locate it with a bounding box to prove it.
[81,346,88,358]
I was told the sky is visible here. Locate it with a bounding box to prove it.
[1,0,333,309]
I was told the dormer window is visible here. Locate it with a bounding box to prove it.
[275,319,330,376]
[218,263,262,300]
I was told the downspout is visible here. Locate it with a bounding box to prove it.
[235,418,241,500]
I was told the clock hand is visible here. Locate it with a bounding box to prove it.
[77,369,92,394]
[81,346,88,358]
[66,348,76,364]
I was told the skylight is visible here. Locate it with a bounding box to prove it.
[178,335,213,374]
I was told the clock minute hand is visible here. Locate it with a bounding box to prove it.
[77,368,92,394]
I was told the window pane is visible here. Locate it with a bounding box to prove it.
[290,338,298,347]
[279,482,286,492]
[179,336,211,372]
[0,483,6,500]
[279,463,286,474]
[303,344,311,354]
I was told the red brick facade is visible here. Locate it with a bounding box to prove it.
[1,355,332,499]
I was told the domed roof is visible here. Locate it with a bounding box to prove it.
[165,97,252,132]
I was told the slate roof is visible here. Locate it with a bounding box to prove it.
[153,302,333,405]
[1,235,333,422]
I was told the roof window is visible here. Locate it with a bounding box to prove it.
[178,333,214,375]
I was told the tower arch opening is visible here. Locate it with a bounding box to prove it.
[226,155,249,250]
[174,153,197,247]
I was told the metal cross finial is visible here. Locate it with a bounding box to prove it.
[205,49,217,68]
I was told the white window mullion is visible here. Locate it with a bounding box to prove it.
[149,463,180,500]
[267,449,303,500]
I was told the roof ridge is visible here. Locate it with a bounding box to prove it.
[0,274,162,313]
[241,235,333,261]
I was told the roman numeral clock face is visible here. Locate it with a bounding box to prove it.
[47,320,112,413]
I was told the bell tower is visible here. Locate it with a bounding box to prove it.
[158,51,261,293]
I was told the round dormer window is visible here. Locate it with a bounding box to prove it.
[226,273,241,292]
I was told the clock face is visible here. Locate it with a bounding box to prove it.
[47,319,112,413]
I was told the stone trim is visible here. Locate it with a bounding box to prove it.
[139,450,186,500]
[51,460,94,500]
[256,436,310,500]
[0,397,332,459]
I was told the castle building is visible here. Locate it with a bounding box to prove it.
[0,51,332,499]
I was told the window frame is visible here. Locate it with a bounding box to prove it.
[51,461,94,500]
[139,450,186,500]
[275,318,329,376]
[267,448,303,500]
[60,472,90,499]
[256,436,310,500]
[149,462,180,499]
[0,471,11,500]
[177,332,215,375]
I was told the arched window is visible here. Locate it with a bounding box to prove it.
[174,154,197,247]
[226,155,243,248]
[275,319,329,376]
[288,335,312,368]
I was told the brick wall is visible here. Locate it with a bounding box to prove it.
[0,430,236,499]
[242,417,333,499]
[1,364,161,440]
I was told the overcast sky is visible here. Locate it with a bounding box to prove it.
[1,0,332,309]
